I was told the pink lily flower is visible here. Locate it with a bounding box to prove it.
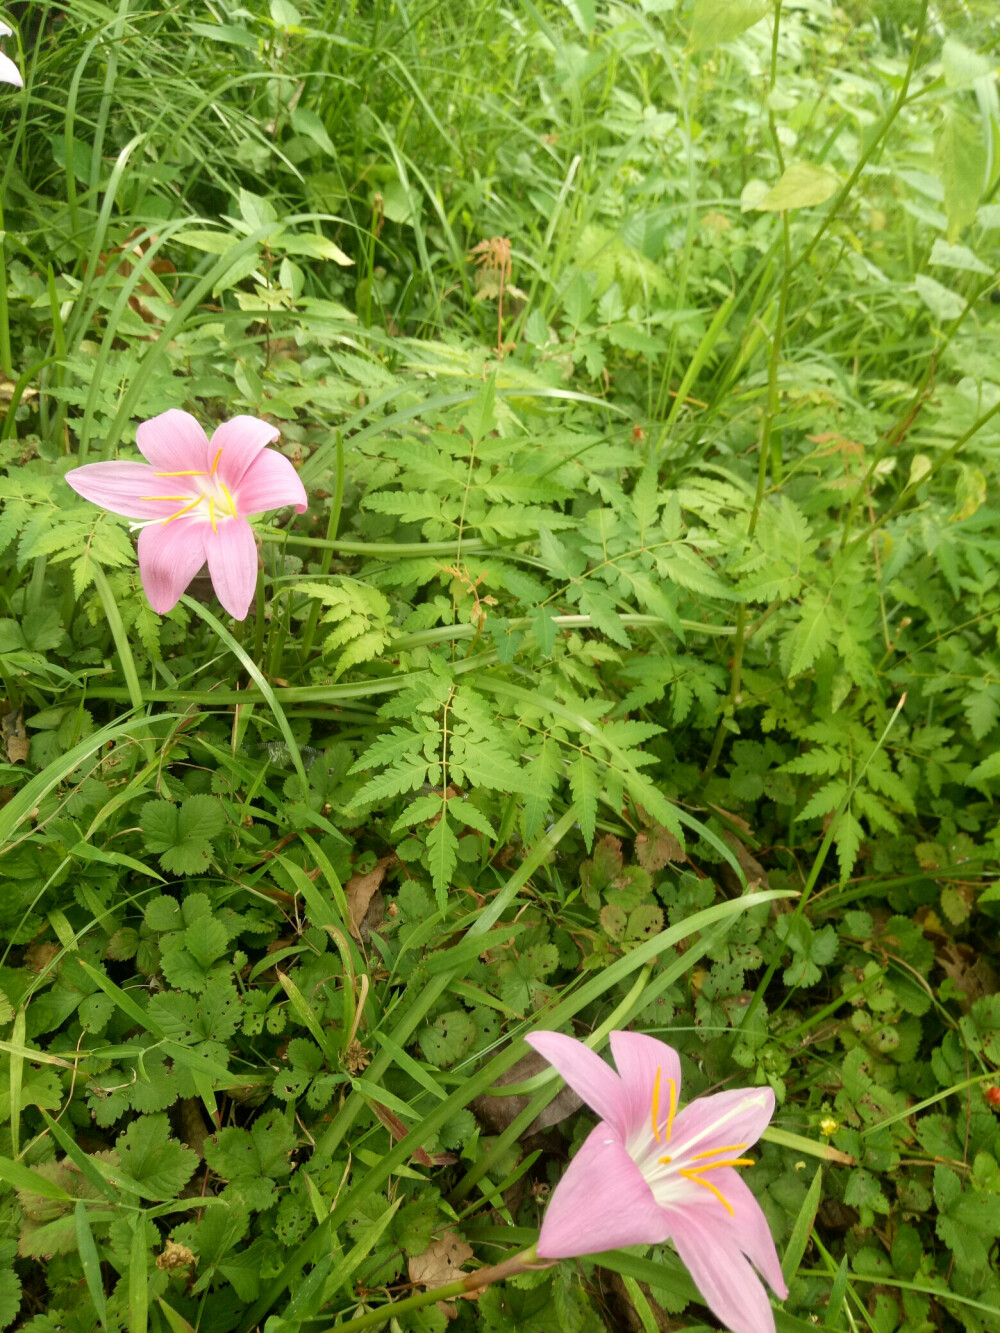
[0,21,22,87]
[65,409,307,620]
[526,1030,788,1333]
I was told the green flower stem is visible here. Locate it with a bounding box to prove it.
[252,567,267,668]
[259,528,488,558]
[315,1247,547,1333]
[791,0,930,277]
[299,430,345,666]
[90,563,155,765]
[180,596,310,799]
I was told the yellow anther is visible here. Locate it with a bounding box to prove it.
[651,1067,662,1143]
[208,497,217,532]
[141,494,197,502]
[664,1077,677,1143]
[690,1144,749,1162]
[219,482,238,518]
[657,1154,673,1164]
[209,446,223,474]
[154,469,208,477]
[162,495,204,525]
[690,1157,755,1174]
[680,1169,734,1216]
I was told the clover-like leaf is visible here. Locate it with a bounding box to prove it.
[116,1114,198,1201]
[418,1010,477,1067]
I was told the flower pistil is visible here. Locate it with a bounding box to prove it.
[648,1067,756,1217]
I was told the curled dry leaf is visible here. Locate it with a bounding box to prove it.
[408,1230,476,1317]
[635,823,685,872]
[722,830,770,892]
[2,706,29,763]
[345,854,395,939]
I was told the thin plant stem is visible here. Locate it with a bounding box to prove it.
[314,1248,548,1333]
[90,563,155,765]
[299,430,345,665]
[791,0,930,277]
[702,215,791,782]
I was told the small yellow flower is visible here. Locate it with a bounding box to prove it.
[819,1116,838,1137]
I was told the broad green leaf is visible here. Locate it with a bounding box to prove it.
[915,273,966,321]
[689,0,772,52]
[936,111,986,241]
[929,238,991,274]
[290,106,335,155]
[561,0,595,34]
[942,37,992,88]
[175,229,237,255]
[756,163,839,212]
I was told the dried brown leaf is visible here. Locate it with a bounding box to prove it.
[408,1230,476,1315]
[2,706,29,763]
[346,855,394,939]
[635,825,685,872]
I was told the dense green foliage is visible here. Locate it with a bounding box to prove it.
[1,0,1000,1330]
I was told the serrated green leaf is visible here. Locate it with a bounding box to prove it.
[570,754,601,850]
[418,1009,477,1066]
[116,1115,198,1201]
[426,813,458,909]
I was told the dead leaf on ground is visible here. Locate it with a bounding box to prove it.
[722,831,770,890]
[408,1230,476,1316]
[175,1098,210,1158]
[370,1100,455,1168]
[933,939,997,1008]
[472,1047,583,1135]
[635,824,685,872]
[2,706,29,763]
[346,855,394,939]
[24,938,60,974]
[0,380,37,404]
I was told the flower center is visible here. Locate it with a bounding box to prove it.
[644,1065,755,1217]
[140,447,239,531]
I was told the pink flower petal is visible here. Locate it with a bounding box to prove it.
[136,409,211,473]
[537,1124,670,1259]
[203,518,259,620]
[66,461,191,521]
[670,1086,775,1161]
[137,521,207,615]
[234,448,307,516]
[0,49,22,87]
[671,1211,778,1333]
[714,1174,788,1298]
[609,1031,683,1145]
[211,416,281,490]
[526,1032,629,1137]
